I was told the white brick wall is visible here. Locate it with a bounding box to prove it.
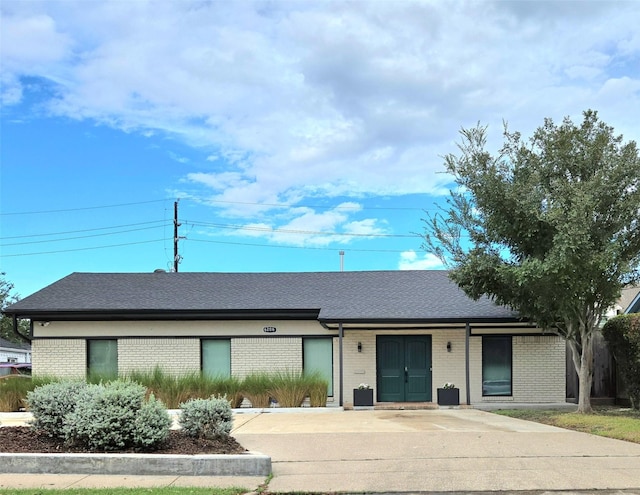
[32,328,566,405]
[231,337,302,377]
[512,335,566,402]
[469,334,565,403]
[32,339,85,379]
[118,338,200,376]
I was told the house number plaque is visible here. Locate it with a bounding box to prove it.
[263,326,277,333]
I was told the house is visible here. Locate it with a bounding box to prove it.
[0,337,31,364]
[2,270,566,406]
[625,289,640,314]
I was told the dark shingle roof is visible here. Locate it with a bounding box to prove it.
[0,337,30,351]
[4,271,519,322]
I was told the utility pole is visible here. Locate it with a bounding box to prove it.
[174,200,181,272]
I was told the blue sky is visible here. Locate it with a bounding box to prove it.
[1,1,639,298]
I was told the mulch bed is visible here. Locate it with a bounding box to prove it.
[0,426,246,455]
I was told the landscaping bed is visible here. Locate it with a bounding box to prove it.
[0,426,246,455]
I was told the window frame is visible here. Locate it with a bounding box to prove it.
[302,337,334,397]
[86,338,118,378]
[481,335,513,397]
[201,338,232,378]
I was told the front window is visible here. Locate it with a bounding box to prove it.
[482,336,512,396]
[303,337,333,396]
[201,339,231,378]
[87,339,118,378]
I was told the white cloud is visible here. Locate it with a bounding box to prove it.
[3,0,639,224]
[398,250,444,270]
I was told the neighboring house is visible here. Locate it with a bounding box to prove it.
[2,270,566,407]
[603,286,640,320]
[0,337,31,364]
[625,289,640,314]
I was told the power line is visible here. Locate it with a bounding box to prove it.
[0,221,169,241]
[0,224,170,247]
[186,220,420,238]
[188,237,412,253]
[1,197,435,217]
[0,239,167,257]
[0,199,168,216]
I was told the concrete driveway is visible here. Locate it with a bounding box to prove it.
[1,408,639,493]
[232,408,640,493]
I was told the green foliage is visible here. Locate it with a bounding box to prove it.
[125,367,243,408]
[423,110,640,412]
[27,380,88,438]
[132,394,173,448]
[0,273,30,343]
[602,314,640,409]
[64,380,171,451]
[179,396,233,439]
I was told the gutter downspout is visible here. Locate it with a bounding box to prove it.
[339,322,344,407]
[11,315,31,344]
[465,321,471,406]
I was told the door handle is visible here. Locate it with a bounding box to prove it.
[404,366,408,383]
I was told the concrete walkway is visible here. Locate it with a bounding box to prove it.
[2,408,640,492]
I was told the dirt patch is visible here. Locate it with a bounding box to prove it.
[0,426,246,455]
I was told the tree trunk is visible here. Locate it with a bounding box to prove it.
[575,330,594,414]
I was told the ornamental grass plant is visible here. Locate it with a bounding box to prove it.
[268,370,309,407]
[240,372,273,408]
[306,372,329,407]
[0,375,55,412]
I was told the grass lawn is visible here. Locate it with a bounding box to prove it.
[494,406,640,443]
[0,488,249,495]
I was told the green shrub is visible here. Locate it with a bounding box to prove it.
[179,396,233,439]
[64,380,170,451]
[27,380,87,438]
[133,395,173,449]
[602,314,640,409]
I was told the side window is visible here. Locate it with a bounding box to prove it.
[303,337,333,396]
[202,339,231,378]
[87,339,118,378]
[482,336,512,396]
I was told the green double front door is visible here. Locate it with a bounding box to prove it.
[377,335,432,402]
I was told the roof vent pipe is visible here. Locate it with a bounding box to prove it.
[339,251,344,272]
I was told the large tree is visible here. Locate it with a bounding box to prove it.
[423,110,640,413]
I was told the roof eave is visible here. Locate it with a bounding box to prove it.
[5,308,321,321]
[318,317,531,325]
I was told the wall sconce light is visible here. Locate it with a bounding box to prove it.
[39,321,51,327]
[446,341,452,352]
[357,342,362,353]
